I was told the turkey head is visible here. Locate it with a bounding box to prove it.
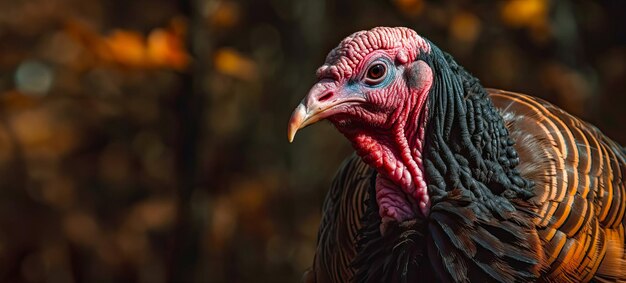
[289,27,434,230]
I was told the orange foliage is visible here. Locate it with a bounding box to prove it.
[450,11,482,44]
[392,0,425,17]
[103,30,146,68]
[208,1,241,29]
[501,0,551,43]
[214,48,257,81]
[63,19,190,71]
[501,0,547,29]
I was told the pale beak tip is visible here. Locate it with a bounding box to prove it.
[287,104,307,143]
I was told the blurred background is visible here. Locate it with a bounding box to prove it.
[0,0,624,282]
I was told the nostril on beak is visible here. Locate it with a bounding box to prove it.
[318,91,334,102]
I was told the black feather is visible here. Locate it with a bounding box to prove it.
[351,41,541,282]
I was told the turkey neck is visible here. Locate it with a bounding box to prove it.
[343,79,431,222]
[420,44,534,207]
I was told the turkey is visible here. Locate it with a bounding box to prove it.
[288,27,626,283]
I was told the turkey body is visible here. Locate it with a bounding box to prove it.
[307,90,626,283]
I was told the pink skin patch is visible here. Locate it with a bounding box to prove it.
[323,29,433,223]
[347,67,431,226]
[290,27,433,234]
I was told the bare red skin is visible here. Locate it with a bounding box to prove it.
[301,27,433,227]
[337,61,432,225]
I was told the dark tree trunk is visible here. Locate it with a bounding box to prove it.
[168,0,209,281]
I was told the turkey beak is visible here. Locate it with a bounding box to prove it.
[288,81,364,143]
[287,104,309,143]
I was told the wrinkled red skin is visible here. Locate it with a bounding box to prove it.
[315,27,434,228]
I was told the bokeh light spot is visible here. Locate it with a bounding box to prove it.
[15,60,53,95]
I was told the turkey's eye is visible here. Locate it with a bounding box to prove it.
[364,63,387,85]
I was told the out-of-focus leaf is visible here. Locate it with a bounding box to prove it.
[214,48,257,81]
[41,175,76,209]
[148,17,190,71]
[450,11,481,44]
[63,19,190,71]
[210,196,237,250]
[0,90,39,112]
[207,1,240,29]
[115,229,149,263]
[540,63,591,116]
[103,30,147,68]
[63,211,100,247]
[10,107,79,159]
[501,0,547,29]
[147,28,190,71]
[129,198,177,231]
[392,0,424,17]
